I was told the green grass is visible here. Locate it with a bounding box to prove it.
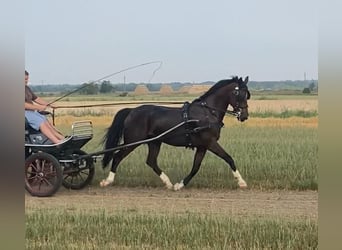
[61,125,317,191]
[27,114,318,249]
[26,209,317,249]
[250,109,318,118]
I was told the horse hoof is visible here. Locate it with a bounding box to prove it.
[100,180,111,187]
[238,182,248,189]
[174,182,184,191]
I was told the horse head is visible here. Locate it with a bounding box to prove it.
[231,76,250,122]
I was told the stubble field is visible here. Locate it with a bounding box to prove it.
[26,95,318,249]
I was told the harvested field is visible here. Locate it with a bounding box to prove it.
[26,187,317,220]
[26,98,318,249]
[51,98,318,117]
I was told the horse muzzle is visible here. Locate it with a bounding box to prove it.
[236,109,249,122]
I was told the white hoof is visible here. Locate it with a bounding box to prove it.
[233,170,247,188]
[173,181,184,191]
[160,172,173,190]
[100,172,115,187]
[238,180,248,188]
[100,179,112,187]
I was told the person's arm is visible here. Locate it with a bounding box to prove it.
[34,97,57,109]
[34,97,49,106]
[25,101,47,111]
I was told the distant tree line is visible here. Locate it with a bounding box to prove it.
[302,81,318,94]
[31,80,318,95]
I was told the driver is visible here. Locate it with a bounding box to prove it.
[25,70,65,144]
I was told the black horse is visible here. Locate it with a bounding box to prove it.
[100,76,250,190]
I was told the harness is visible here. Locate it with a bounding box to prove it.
[182,101,193,148]
[181,82,250,146]
[181,101,225,148]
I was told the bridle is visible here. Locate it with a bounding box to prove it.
[199,101,241,118]
[231,86,250,116]
[198,85,250,119]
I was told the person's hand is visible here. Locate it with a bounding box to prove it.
[38,104,47,111]
[48,103,57,109]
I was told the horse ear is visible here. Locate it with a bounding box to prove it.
[244,76,249,84]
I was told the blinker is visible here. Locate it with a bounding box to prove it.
[233,86,239,96]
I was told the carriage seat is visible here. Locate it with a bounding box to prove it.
[25,117,40,134]
[25,111,53,134]
[25,116,53,145]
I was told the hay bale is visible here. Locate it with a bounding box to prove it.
[187,85,211,94]
[134,85,150,95]
[177,85,192,93]
[159,84,173,95]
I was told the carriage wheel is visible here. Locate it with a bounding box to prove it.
[61,149,95,190]
[25,152,63,197]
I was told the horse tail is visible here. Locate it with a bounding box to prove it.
[102,108,132,168]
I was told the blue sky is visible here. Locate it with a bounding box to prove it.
[25,0,318,84]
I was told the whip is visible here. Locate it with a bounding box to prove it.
[48,61,163,105]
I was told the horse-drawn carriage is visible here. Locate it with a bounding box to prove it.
[25,114,96,197]
[25,76,251,197]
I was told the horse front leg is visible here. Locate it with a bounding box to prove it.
[174,147,207,191]
[146,142,173,189]
[207,141,247,188]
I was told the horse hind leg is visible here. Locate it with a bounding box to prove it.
[100,146,138,187]
[146,142,173,190]
[174,147,206,191]
[208,141,247,188]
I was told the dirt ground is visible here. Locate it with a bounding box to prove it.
[25,187,317,220]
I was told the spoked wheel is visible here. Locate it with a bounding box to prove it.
[61,149,95,190]
[25,152,63,197]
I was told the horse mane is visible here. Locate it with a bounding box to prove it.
[197,76,239,100]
